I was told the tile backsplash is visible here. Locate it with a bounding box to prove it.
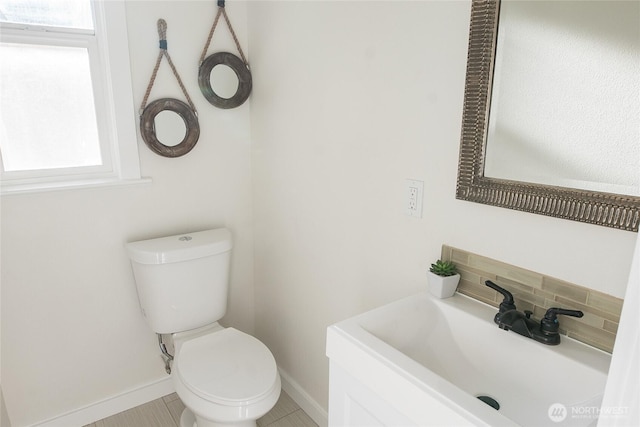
[441,245,623,353]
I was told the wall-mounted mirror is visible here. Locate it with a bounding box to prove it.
[199,52,252,109]
[140,98,200,158]
[210,64,240,99]
[456,0,640,231]
[154,110,187,147]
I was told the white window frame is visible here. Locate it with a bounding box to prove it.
[0,0,149,195]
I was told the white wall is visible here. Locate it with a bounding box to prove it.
[1,390,10,427]
[0,2,253,425]
[248,0,637,415]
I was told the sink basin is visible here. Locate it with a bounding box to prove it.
[326,292,611,426]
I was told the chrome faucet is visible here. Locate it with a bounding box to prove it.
[485,280,583,345]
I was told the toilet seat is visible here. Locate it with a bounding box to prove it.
[175,328,279,406]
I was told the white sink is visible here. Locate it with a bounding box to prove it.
[326,292,611,426]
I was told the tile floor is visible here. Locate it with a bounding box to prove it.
[85,390,317,427]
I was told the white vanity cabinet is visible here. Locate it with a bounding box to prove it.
[326,322,480,427]
[325,292,609,427]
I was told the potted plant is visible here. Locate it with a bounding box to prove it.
[427,260,460,298]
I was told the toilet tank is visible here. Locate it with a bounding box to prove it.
[126,228,232,334]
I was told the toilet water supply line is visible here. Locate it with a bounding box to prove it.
[157,334,174,374]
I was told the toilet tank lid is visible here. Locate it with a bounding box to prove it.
[126,228,232,265]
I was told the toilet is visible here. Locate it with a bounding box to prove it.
[126,228,281,427]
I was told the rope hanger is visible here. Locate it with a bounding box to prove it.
[141,19,196,115]
[199,0,248,68]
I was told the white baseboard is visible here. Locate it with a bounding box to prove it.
[278,368,328,427]
[31,376,174,427]
[28,368,326,427]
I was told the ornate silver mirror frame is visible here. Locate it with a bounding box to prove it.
[456,0,640,232]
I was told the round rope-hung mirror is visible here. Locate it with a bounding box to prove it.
[199,52,252,109]
[140,98,199,158]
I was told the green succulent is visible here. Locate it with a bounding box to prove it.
[429,260,458,277]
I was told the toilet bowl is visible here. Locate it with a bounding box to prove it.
[172,326,281,427]
[125,229,281,427]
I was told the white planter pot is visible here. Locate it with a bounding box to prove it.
[427,272,460,298]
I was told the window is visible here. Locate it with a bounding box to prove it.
[0,0,146,194]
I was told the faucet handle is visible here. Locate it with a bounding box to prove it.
[485,280,516,313]
[541,307,584,334]
[543,307,584,320]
